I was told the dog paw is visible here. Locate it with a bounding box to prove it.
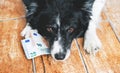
[84,33,102,55]
[21,23,32,38]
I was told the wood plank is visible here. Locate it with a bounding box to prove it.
[104,0,120,42]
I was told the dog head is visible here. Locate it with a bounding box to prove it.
[25,0,94,60]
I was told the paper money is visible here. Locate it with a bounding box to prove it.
[21,31,50,59]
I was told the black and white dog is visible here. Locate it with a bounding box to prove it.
[21,0,105,60]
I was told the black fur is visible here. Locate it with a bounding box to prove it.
[23,0,94,60]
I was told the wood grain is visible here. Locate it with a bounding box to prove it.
[104,0,120,42]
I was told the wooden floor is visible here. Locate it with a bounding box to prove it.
[0,0,120,73]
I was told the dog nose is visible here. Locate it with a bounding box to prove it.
[54,53,65,60]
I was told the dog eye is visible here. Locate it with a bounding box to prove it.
[47,27,53,32]
[68,27,74,33]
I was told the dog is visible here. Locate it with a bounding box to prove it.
[21,0,106,60]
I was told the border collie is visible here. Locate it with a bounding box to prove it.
[21,0,106,60]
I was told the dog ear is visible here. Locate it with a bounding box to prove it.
[73,0,95,29]
[73,0,94,12]
[24,0,59,22]
[81,0,95,12]
[23,0,38,22]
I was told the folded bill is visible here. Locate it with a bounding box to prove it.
[21,30,50,59]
